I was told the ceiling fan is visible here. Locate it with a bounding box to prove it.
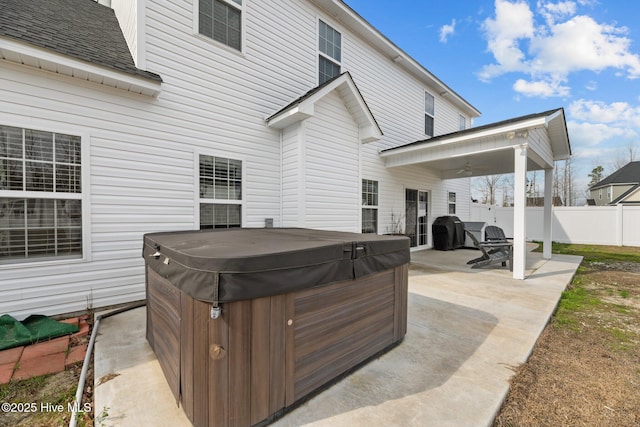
[456,161,487,177]
[457,161,474,176]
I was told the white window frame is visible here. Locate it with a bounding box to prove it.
[448,191,457,215]
[459,114,466,131]
[0,122,91,268]
[194,150,245,230]
[361,179,378,234]
[318,18,342,85]
[194,0,246,54]
[425,91,435,137]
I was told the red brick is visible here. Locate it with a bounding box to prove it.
[60,317,79,328]
[65,344,88,367]
[12,352,65,381]
[70,322,90,342]
[21,336,69,361]
[0,362,15,385]
[0,346,24,365]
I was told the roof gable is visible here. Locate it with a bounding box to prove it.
[591,161,640,189]
[266,72,383,143]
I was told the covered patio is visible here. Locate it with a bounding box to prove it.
[380,108,572,280]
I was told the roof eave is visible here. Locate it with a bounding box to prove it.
[310,0,481,118]
[1,38,162,97]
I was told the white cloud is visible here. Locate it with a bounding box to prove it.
[569,99,640,126]
[513,78,570,97]
[531,16,640,77]
[566,120,629,146]
[537,1,577,26]
[479,0,534,80]
[479,0,640,97]
[439,19,456,43]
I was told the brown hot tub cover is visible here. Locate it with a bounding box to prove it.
[143,228,410,304]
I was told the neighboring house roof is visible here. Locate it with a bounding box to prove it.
[266,71,383,143]
[589,161,640,190]
[610,184,640,204]
[0,0,161,83]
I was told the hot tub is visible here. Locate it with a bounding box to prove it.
[143,228,410,427]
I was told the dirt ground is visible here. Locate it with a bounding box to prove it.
[493,257,640,426]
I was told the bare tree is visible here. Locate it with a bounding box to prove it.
[611,141,638,170]
[473,174,505,205]
[556,157,577,206]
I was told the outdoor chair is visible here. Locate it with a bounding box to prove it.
[484,225,510,243]
[465,228,513,271]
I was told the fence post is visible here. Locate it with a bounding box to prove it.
[617,204,624,246]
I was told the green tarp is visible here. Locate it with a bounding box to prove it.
[0,314,80,351]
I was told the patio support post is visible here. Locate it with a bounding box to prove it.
[512,144,528,280]
[543,168,553,259]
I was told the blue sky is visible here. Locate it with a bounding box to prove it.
[343,0,640,199]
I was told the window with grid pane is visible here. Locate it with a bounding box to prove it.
[0,125,82,263]
[318,20,341,84]
[199,0,242,51]
[448,191,456,215]
[425,91,435,137]
[199,154,242,229]
[362,179,378,234]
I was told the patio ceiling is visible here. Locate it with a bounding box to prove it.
[380,108,571,180]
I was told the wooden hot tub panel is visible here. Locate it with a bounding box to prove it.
[146,264,408,427]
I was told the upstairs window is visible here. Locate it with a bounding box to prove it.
[1,125,83,263]
[199,154,242,229]
[361,179,378,234]
[199,0,242,51]
[425,91,435,137]
[318,20,341,84]
[459,114,466,131]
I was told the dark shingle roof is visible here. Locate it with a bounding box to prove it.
[267,72,347,121]
[0,0,161,82]
[590,161,640,189]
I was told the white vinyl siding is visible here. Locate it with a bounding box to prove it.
[0,0,474,318]
[304,91,359,232]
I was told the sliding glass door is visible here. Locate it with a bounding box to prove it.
[405,189,429,248]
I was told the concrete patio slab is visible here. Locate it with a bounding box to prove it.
[94,248,581,427]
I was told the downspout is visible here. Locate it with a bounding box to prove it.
[69,301,146,427]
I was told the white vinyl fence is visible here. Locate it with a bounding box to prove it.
[469,204,640,247]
